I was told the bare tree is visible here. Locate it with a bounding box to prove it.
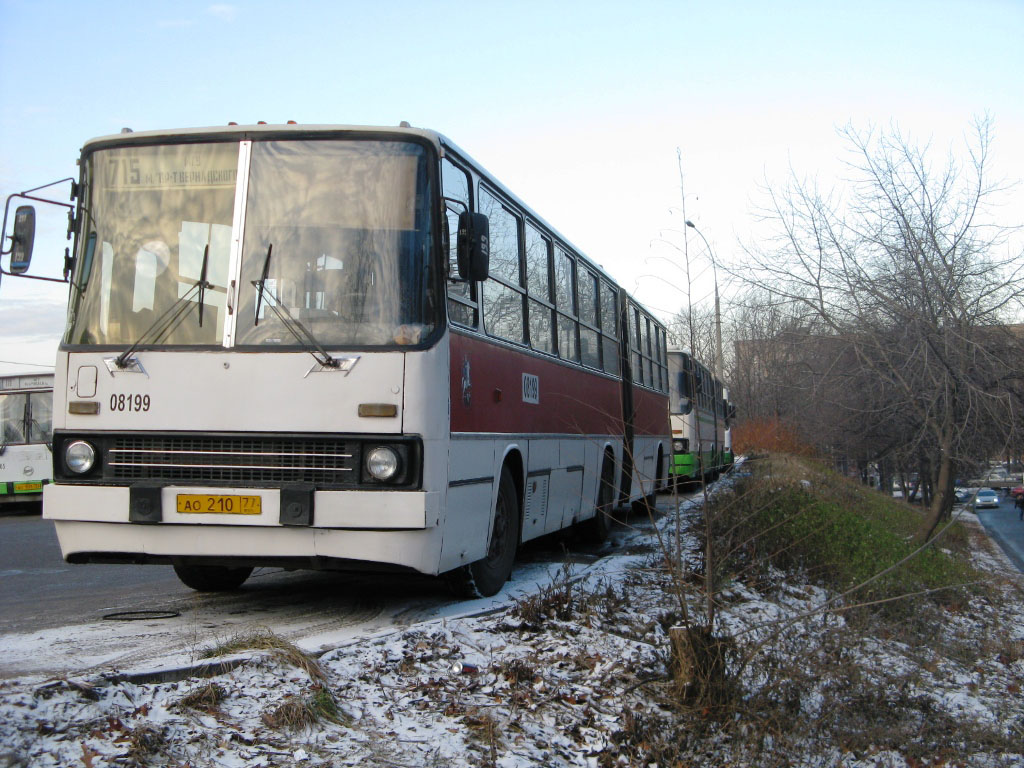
[739,117,1024,541]
[667,303,719,363]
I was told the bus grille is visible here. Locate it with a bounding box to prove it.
[108,435,360,487]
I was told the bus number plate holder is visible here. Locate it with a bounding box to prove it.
[176,494,262,515]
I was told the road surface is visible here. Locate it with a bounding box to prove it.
[973,493,1024,572]
[0,507,619,680]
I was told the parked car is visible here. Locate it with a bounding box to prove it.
[1011,486,1024,499]
[974,489,1000,509]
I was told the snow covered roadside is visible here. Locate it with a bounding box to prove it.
[1,486,1023,767]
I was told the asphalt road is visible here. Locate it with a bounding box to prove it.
[0,508,451,638]
[0,507,193,635]
[0,505,613,679]
[973,493,1024,572]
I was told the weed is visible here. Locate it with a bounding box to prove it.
[120,724,166,766]
[668,625,738,710]
[512,563,576,628]
[498,658,535,686]
[173,682,226,714]
[261,684,346,731]
[463,708,501,767]
[200,628,325,682]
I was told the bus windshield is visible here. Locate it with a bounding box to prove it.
[235,140,435,348]
[0,393,27,445]
[1,391,51,446]
[65,138,437,349]
[667,352,693,415]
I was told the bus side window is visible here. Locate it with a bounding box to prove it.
[555,248,578,362]
[600,280,619,376]
[659,327,667,393]
[442,158,477,328]
[577,269,600,369]
[525,222,555,355]
[631,306,644,385]
[480,187,525,345]
[642,315,654,385]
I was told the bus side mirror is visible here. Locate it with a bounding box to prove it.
[9,206,36,274]
[457,211,489,282]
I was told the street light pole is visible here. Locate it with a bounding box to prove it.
[684,220,723,380]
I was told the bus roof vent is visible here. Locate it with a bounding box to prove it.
[399,121,411,128]
[120,127,133,134]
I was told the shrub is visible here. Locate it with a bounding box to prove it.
[709,454,978,612]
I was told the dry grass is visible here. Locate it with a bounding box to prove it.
[262,684,345,731]
[200,628,325,682]
[173,682,227,714]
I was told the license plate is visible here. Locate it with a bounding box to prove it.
[176,494,262,515]
[13,482,43,493]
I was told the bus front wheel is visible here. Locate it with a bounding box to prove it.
[173,564,253,592]
[447,466,519,599]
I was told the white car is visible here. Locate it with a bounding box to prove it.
[974,489,1000,509]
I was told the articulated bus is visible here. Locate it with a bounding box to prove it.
[666,349,729,485]
[7,124,670,597]
[0,372,54,506]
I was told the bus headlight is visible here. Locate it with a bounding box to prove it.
[365,446,400,481]
[65,440,97,474]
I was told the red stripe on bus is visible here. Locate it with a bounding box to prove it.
[449,333,668,437]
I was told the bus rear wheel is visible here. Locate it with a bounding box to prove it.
[173,564,253,592]
[447,467,519,599]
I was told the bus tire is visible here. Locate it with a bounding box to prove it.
[173,564,253,592]
[581,455,616,544]
[447,466,519,599]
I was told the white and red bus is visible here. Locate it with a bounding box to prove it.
[8,124,669,596]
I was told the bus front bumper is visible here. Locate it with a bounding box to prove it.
[43,484,444,575]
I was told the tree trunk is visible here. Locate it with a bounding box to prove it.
[920,430,956,543]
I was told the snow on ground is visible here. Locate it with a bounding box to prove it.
[1,480,1022,768]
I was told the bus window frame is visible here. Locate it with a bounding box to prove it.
[479,184,528,347]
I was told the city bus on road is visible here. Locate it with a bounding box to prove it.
[5,123,670,596]
[0,371,54,507]
[666,349,726,486]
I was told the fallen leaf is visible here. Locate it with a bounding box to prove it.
[80,743,99,768]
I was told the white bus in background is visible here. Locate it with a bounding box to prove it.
[0,372,54,507]
[666,349,727,486]
[3,123,670,596]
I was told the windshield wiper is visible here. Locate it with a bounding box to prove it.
[114,279,207,369]
[253,244,272,327]
[251,259,340,369]
[113,243,215,368]
[197,243,210,327]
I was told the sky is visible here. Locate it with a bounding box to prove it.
[0,0,1021,374]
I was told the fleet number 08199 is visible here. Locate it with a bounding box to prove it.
[109,393,151,412]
